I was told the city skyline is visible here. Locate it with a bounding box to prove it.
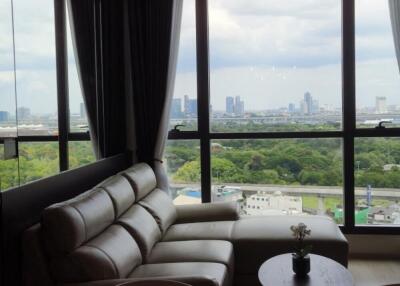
[1,0,400,114]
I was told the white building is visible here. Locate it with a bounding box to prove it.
[376,96,387,114]
[245,191,303,216]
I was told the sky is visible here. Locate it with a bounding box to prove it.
[0,0,82,115]
[174,0,400,111]
[0,0,400,114]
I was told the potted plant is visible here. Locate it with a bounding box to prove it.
[290,222,312,276]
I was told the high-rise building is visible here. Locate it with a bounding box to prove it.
[234,96,241,114]
[184,95,190,114]
[188,99,197,116]
[304,92,312,115]
[17,107,31,120]
[226,96,234,114]
[376,96,387,114]
[288,103,295,113]
[171,98,182,118]
[312,99,319,114]
[80,103,87,119]
[0,111,9,122]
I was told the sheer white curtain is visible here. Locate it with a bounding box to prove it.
[389,0,400,72]
[154,0,183,192]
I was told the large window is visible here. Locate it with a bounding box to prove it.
[169,0,198,132]
[13,0,58,136]
[0,0,94,191]
[356,0,400,128]
[209,0,342,133]
[168,0,400,233]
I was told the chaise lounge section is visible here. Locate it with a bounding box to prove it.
[23,163,348,286]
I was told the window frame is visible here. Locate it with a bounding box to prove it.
[0,0,91,175]
[168,0,400,234]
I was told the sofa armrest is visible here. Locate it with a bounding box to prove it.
[175,201,239,224]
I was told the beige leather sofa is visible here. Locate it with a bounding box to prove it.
[23,163,348,286]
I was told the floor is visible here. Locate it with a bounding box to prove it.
[349,258,400,286]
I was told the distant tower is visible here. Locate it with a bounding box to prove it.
[375,96,387,114]
[288,103,295,113]
[188,99,197,116]
[226,96,234,114]
[171,98,182,118]
[234,95,244,116]
[184,95,190,115]
[0,111,9,122]
[312,99,319,114]
[80,103,86,118]
[304,92,312,115]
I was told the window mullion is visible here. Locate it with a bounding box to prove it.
[196,0,211,203]
[342,0,356,231]
[54,0,70,172]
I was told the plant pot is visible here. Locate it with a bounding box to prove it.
[292,253,310,276]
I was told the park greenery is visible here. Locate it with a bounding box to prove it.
[0,141,95,191]
[166,121,400,189]
[1,121,400,196]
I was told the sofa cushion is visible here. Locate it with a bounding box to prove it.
[121,163,157,201]
[147,240,234,272]
[139,189,177,233]
[129,262,229,286]
[50,225,142,283]
[42,188,115,257]
[231,215,348,275]
[96,175,135,218]
[117,204,162,259]
[162,221,235,242]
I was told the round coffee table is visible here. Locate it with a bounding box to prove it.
[258,253,353,286]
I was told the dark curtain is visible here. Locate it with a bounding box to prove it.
[127,0,175,166]
[67,0,126,159]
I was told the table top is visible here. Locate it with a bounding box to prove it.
[258,253,354,286]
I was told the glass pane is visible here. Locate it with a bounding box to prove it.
[0,143,19,191]
[0,0,17,133]
[211,139,343,222]
[13,0,58,136]
[18,142,59,185]
[67,8,90,133]
[0,0,19,191]
[355,137,400,225]
[68,141,96,169]
[165,140,201,205]
[170,0,198,131]
[356,0,400,128]
[209,0,342,133]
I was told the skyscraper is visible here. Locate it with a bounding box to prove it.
[188,99,197,116]
[288,103,295,113]
[376,96,387,114]
[171,98,182,118]
[304,92,312,115]
[0,111,9,122]
[184,95,190,114]
[226,96,234,114]
[80,103,87,119]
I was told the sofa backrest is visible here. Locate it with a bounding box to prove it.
[138,189,177,234]
[32,162,177,284]
[41,187,143,283]
[96,174,136,219]
[117,204,162,260]
[41,188,116,257]
[120,164,177,234]
[121,163,157,201]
